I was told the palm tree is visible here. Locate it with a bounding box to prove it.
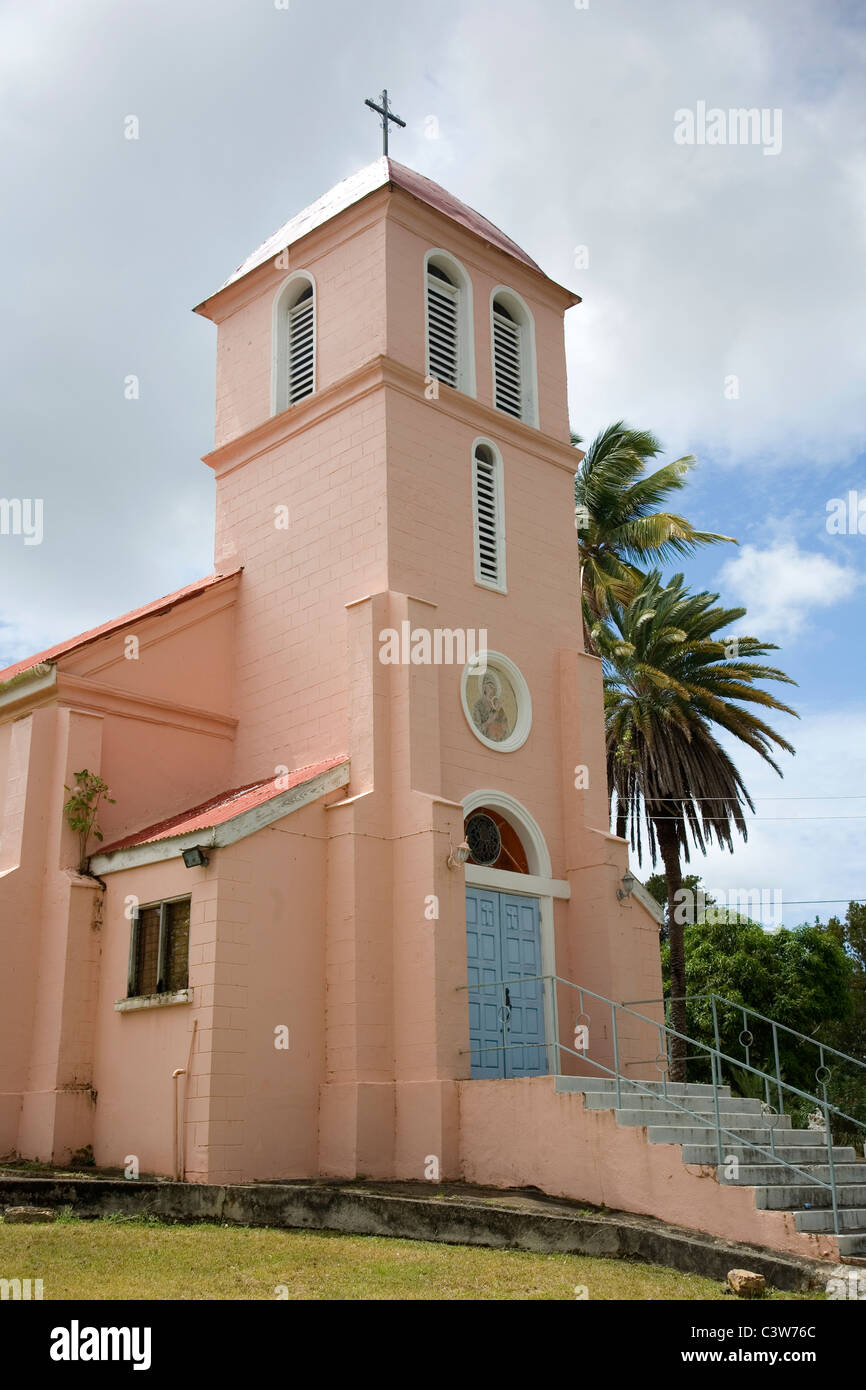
[598,571,798,1079]
[574,422,734,650]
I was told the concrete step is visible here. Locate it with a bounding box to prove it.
[837,1232,866,1256]
[756,1185,866,1212]
[585,1092,766,1115]
[554,1076,732,1099]
[720,1164,865,1186]
[629,1109,792,1131]
[682,1143,857,1166]
[647,1123,830,1146]
[794,1208,866,1233]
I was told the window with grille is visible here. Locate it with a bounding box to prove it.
[287,284,315,404]
[473,443,505,590]
[492,300,524,419]
[128,897,191,998]
[426,264,460,389]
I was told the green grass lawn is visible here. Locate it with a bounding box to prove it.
[0,1215,821,1300]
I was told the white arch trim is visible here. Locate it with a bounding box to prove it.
[462,789,568,1072]
[489,283,539,428]
[462,788,552,877]
[270,270,317,416]
[424,247,477,397]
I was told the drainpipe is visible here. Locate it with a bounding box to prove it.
[172,1020,198,1182]
[172,1069,185,1181]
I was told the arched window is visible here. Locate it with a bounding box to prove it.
[472,440,506,591]
[271,273,316,415]
[491,288,538,426]
[464,808,530,872]
[425,250,475,396]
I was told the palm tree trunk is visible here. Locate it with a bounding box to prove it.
[655,815,687,1082]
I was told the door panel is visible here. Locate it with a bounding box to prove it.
[465,887,504,1078]
[501,894,546,1077]
[466,887,546,1078]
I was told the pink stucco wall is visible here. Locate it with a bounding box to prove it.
[0,166,764,1253]
[458,1077,839,1261]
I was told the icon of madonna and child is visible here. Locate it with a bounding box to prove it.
[469,667,516,744]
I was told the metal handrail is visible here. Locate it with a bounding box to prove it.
[627,991,866,1078]
[459,972,866,1238]
[625,990,866,1129]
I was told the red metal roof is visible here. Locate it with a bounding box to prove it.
[202,157,543,304]
[387,160,542,271]
[0,569,240,685]
[98,755,348,854]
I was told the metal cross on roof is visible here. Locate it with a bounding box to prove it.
[364,88,406,157]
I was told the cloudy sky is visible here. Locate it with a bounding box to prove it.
[1,0,864,925]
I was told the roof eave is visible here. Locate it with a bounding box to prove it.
[0,662,57,712]
[90,759,350,874]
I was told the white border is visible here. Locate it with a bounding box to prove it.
[271,270,317,416]
[461,788,558,1069]
[471,437,507,594]
[461,650,531,753]
[424,249,476,397]
[490,285,539,428]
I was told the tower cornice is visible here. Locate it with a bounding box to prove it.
[202,354,584,479]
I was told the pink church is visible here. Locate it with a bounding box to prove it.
[4,158,834,1260]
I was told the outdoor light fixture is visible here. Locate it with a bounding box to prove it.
[182,846,210,869]
[447,840,471,870]
[617,869,636,901]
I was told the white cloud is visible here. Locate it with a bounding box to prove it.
[632,707,866,930]
[442,0,866,468]
[716,540,863,638]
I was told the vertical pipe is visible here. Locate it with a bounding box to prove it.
[550,976,560,1076]
[180,1020,198,1182]
[171,1069,185,1182]
[612,1002,622,1108]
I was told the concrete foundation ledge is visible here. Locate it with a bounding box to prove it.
[0,1175,830,1294]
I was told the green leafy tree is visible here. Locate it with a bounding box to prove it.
[644,872,715,943]
[808,903,866,1132]
[600,571,798,1078]
[63,769,115,874]
[573,421,733,650]
[660,916,853,1107]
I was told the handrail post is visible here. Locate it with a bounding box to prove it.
[711,994,721,1063]
[712,1048,723,1169]
[823,1097,840,1239]
[550,975,560,1076]
[772,1022,784,1116]
[612,1001,622,1108]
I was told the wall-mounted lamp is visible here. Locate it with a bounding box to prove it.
[447,840,471,870]
[617,869,636,901]
[182,846,210,869]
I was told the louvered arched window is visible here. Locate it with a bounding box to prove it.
[473,441,506,592]
[271,273,316,415]
[491,289,538,426]
[425,251,475,396]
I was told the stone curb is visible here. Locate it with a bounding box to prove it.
[0,1176,830,1293]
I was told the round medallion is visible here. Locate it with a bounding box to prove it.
[460,651,532,753]
[465,813,502,866]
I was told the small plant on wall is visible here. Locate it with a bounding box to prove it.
[63,769,115,874]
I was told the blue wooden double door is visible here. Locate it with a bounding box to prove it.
[465,887,547,1078]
